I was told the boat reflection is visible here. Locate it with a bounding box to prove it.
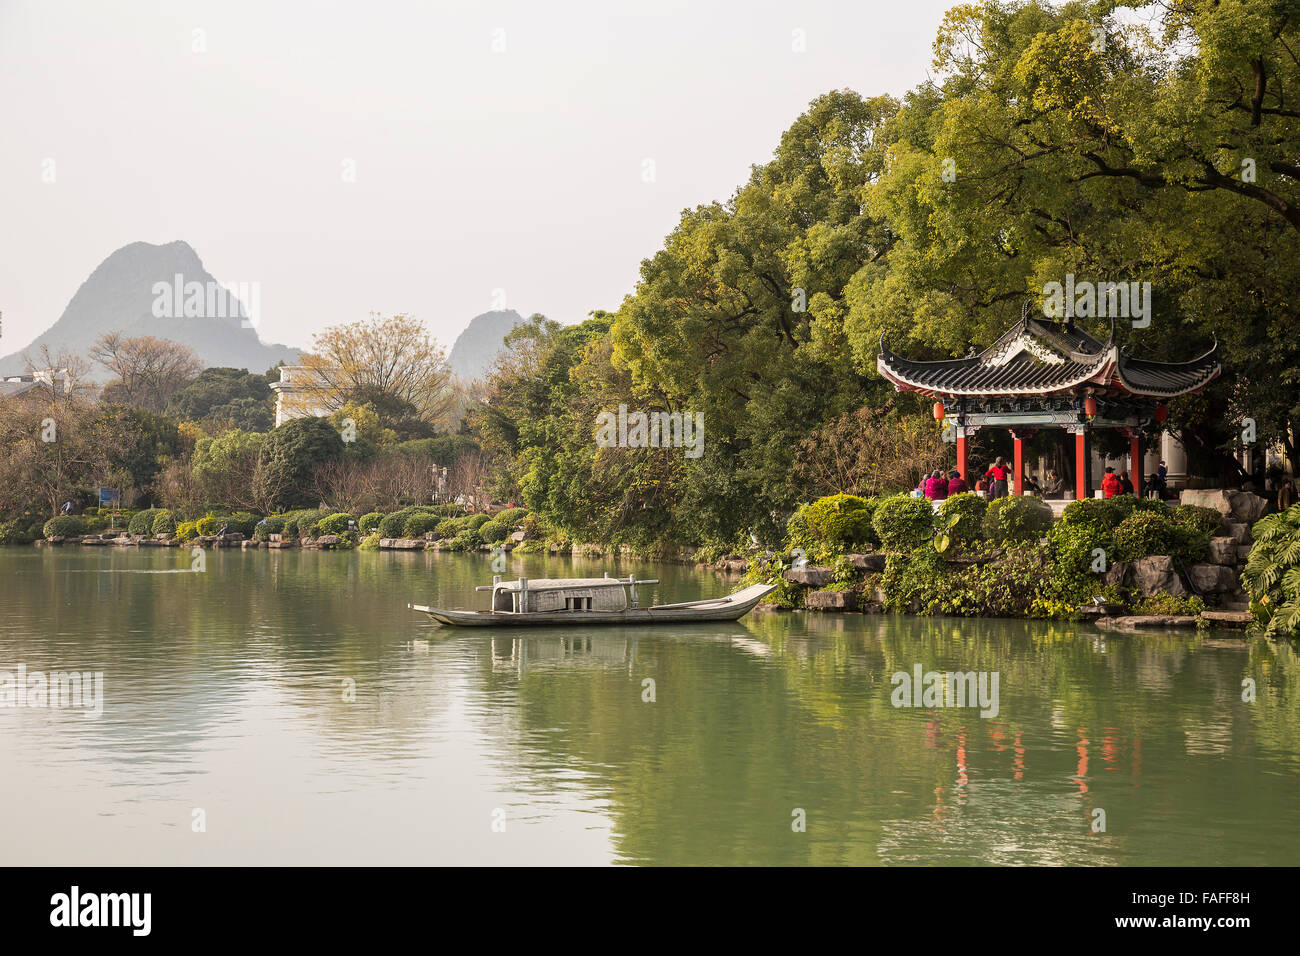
[486,623,769,676]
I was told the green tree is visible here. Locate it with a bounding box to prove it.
[255,417,346,511]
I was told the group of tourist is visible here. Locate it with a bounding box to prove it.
[915,459,1173,501]
[919,469,969,500]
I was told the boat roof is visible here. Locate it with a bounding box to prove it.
[492,577,629,592]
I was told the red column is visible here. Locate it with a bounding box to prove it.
[1075,431,1088,500]
[956,430,968,483]
[1013,433,1025,496]
[1130,432,1142,496]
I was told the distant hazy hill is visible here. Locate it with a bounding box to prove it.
[446,309,526,382]
[0,241,301,380]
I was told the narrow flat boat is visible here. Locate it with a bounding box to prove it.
[410,574,774,627]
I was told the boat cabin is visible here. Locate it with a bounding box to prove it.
[479,575,659,614]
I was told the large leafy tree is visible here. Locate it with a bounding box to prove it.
[292,313,455,433]
[848,0,1300,475]
[255,416,346,510]
[611,90,905,540]
[93,405,184,504]
[167,367,275,432]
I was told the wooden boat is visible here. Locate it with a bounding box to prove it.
[410,573,775,627]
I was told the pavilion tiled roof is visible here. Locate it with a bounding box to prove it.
[877,316,1220,399]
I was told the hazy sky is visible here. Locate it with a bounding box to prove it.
[1,0,955,355]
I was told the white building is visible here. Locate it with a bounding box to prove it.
[268,366,330,426]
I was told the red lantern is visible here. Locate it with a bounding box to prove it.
[1154,403,1167,423]
[933,402,946,421]
[1084,395,1098,418]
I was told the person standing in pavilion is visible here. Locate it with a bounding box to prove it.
[1101,466,1122,498]
[984,457,1010,499]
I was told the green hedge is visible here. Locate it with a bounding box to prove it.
[43,516,87,538]
[872,495,934,552]
[128,508,162,535]
[494,507,528,526]
[378,508,417,538]
[478,518,512,544]
[151,510,177,534]
[434,517,465,538]
[804,494,878,550]
[281,509,329,539]
[252,516,286,541]
[1111,510,1208,563]
[983,496,1054,546]
[318,512,353,535]
[937,493,987,552]
[1170,504,1223,537]
[359,512,385,534]
[1,517,46,544]
[403,513,441,537]
[449,528,484,551]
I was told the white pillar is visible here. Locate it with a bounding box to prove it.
[1161,430,1188,487]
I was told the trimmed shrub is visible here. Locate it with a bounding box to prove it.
[1047,518,1115,579]
[1112,511,1180,561]
[1131,495,1169,515]
[449,528,483,551]
[466,513,492,530]
[494,507,528,526]
[175,521,199,542]
[1170,504,1223,538]
[804,494,878,550]
[478,518,511,544]
[872,494,935,553]
[434,517,465,538]
[227,512,260,537]
[378,508,417,538]
[1060,497,1124,531]
[937,493,987,552]
[151,510,177,534]
[983,495,1054,546]
[402,512,441,537]
[1,517,46,544]
[318,512,353,535]
[128,508,162,535]
[43,515,87,538]
[250,517,283,541]
[359,512,385,534]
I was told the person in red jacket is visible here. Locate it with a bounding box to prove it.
[1101,466,1122,498]
[947,469,968,496]
[984,457,1010,499]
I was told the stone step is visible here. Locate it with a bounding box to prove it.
[1199,610,1253,626]
[805,589,858,611]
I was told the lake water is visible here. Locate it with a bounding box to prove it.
[2,546,1297,865]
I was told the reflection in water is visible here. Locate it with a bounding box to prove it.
[1,546,1298,865]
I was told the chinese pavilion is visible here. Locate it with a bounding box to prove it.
[877,314,1221,499]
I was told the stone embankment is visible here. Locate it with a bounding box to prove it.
[707,489,1271,632]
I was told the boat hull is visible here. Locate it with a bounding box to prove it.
[411,584,775,627]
